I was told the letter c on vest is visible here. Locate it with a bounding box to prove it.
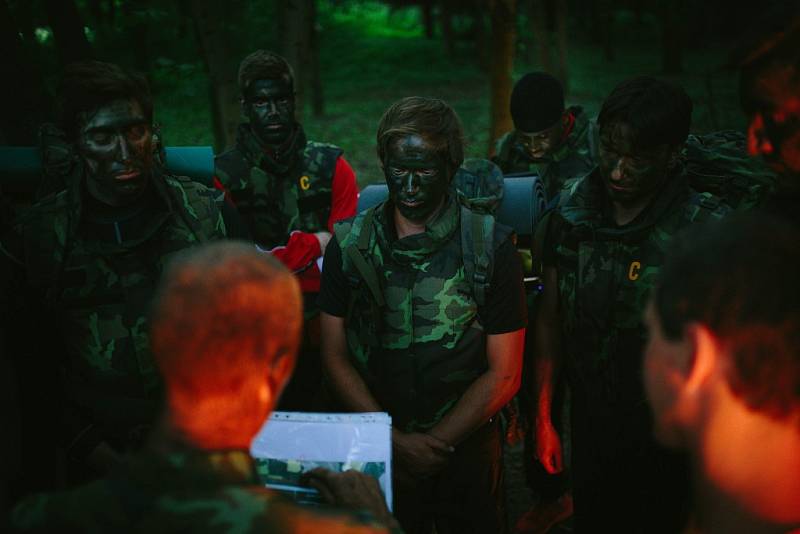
[628,261,641,281]
[299,175,311,190]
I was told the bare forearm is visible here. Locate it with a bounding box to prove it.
[430,367,520,446]
[534,266,562,424]
[320,313,382,413]
[430,329,525,446]
[325,355,382,412]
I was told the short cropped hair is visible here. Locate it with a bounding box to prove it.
[376,96,465,176]
[238,50,295,96]
[59,61,153,140]
[655,214,800,421]
[598,76,692,149]
[150,241,302,399]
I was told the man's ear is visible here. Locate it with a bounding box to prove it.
[266,348,296,403]
[683,323,719,392]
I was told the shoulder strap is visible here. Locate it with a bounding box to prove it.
[340,207,384,311]
[460,205,495,307]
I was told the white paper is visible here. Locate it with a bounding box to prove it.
[251,411,393,510]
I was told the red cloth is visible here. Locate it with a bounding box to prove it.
[215,156,357,293]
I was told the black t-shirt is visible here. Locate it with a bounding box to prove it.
[318,229,527,335]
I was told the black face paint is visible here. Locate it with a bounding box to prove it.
[384,134,450,224]
[243,78,295,146]
[517,120,563,161]
[78,99,153,207]
[598,123,672,206]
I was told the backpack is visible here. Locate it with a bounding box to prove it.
[452,158,507,306]
[683,130,777,211]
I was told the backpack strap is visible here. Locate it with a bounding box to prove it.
[343,209,384,308]
[460,205,495,307]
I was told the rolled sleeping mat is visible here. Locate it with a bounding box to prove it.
[357,175,547,237]
[0,146,216,191]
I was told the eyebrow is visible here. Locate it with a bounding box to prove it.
[84,118,149,132]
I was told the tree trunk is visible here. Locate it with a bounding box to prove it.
[189,0,242,152]
[488,0,517,156]
[43,0,93,66]
[601,0,614,62]
[470,2,489,71]
[441,0,455,58]
[421,1,435,39]
[660,0,684,74]
[124,0,150,72]
[309,0,324,117]
[279,0,313,123]
[1,0,51,144]
[530,0,552,72]
[554,0,568,94]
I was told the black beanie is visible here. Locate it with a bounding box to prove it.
[510,72,564,132]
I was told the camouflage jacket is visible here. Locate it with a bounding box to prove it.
[334,195,513,432]
[9,444,394,533]
[548,168,729,414]
[493,106,598,200]
[215,124,342,248]
[4,172,226,458]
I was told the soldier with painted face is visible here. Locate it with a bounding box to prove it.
[0,61,228,487]
[532,77,730,532]
[492,72,598,201]
[214,50,357,411]
[319,97,527,534]
[736,7,800,223]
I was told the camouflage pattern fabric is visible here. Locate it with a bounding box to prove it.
[550,168,730,408]
[215,124,342,249]
[335,195,512,432]
[4,171,227,457]
[683,130,777,211]
[493,106,598,200]
[9,445,395,533]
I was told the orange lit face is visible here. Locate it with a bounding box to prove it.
[744,64,800,177]
[643,301,689,448]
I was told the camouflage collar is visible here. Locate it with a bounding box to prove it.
[562,166,689,237]
[550,106,589,163]
[236,122,307,176]
[375,194,460,265]
[126,445,260,489]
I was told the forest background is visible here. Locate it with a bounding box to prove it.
[0,0,779,189]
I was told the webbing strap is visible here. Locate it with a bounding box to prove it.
[345,245,384,307]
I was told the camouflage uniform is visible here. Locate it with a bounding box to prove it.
[2,168,227,473]
[9,441,395,533]
[334,195,515,432]
[493,106,598,200]
[215,124,342,249]
[544,167,729,532]
[326,185,525,533]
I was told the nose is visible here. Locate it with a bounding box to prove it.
[610,157,627,182]
[747,113,774,156]
[117,133,131,161]
[404,172,419,194]
[266,99,279,116]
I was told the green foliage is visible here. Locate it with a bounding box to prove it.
[145,0,746,190]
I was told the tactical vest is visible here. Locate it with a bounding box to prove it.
[334,198,512,432]
[551,170,729,412]
[215,132,342,248]
[19,173,226,440]
[493,106,598,200]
